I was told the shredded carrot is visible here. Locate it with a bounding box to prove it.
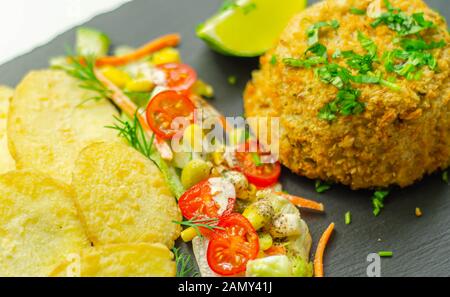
[264,245,287,256]
[94,68,173,160]
[96,33,181,67]
[314,223,335,277]
[276,192,325,212]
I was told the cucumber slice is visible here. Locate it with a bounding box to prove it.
[197,0,307,57]
[76,27,111,57]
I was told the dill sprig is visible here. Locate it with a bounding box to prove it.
[107,115,185,199]
[173,217,224,237]
[63,49,111,101]
[106,115,154,158]
[172,247,199,277]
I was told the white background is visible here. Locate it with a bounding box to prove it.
[0,0,130,64]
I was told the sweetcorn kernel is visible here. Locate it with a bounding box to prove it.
[102,66,131,88]
[152,47,181,65]
[126,79,155,93]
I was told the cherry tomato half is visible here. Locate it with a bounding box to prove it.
[146,90,195,139]
[207,213,259,276]
[157,63,197,92]
[178,178,236,221]
[234,141,281,188]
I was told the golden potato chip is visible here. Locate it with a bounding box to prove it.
[0,171,90,276]
[72,141,181,248]
[0,86,15,174]
[7,70,118,183]
[51,243,176,277]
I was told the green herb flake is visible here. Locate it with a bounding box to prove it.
[315,63,352,89]
[371,1,435,36]
[351,74,381,84]
[380,78,401,91]
[270,55,278,65]
[307,20,340,46]
[345,211,352,225]
[318,87,365,121]
[350,7,366,15]
[372,190,390,216]
[378,251,394,257]
[343,51,376,74]
[315,180,332,193]
[443,171,449,184]
[251,152,262,166]
[383,49,437,79]
[399,38,446,51]
[283,56,327,69]
[227,75,238,85]
[357,31,377,57]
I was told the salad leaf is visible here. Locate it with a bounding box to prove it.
[291,256,314,277]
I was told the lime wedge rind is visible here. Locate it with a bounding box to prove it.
[197,0,308,57]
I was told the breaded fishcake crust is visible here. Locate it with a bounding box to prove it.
[245,0,450,189]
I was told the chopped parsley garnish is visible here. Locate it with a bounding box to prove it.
[398,38,446,51]
[306,43,328,58]
[315,63,352,89]
[371,0,435,36]
[357,31,378,58]
[314,63,368,121]
[283,43,328,68]
[368,1,445,81]
[270,55,278,65]
[351,74,381,84]
[283,1,444,121]
[315,180,332,193]
[341,32,378,74]
[251,152,262,166]
[307,20,340,46]
[318,88,365,121]
[378,251,393,257]
[443,171,449,184]
[379,77,401,91]
[345,211,352,225]
[372,190,390,216]
[227,75,238,85]
[342,51,376,74]
[383,49,437,80]
[350,7,366,15]
[283,57,322,68]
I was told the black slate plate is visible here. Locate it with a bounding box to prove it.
[0,0,448,277]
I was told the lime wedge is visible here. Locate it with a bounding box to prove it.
[197,0,307,57]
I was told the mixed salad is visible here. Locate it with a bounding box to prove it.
[52,27,334,277]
